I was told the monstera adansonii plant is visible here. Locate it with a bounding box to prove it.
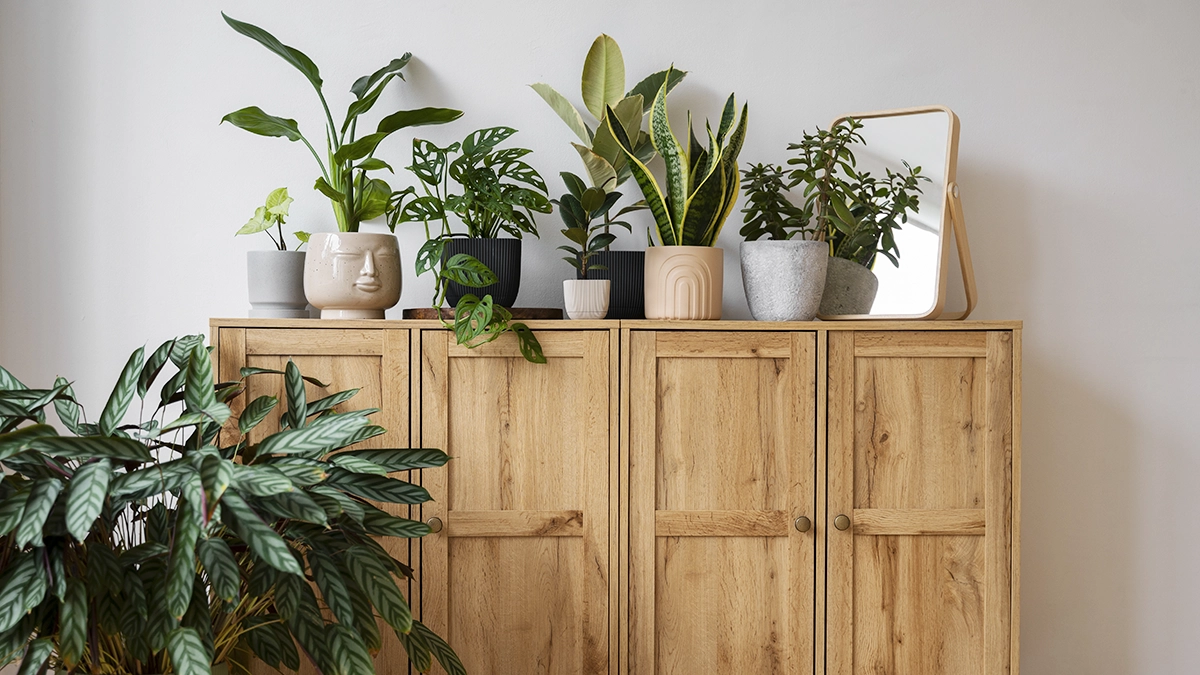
[0,336,463,675]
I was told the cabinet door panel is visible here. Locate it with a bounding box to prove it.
[629,331,816,675]
[827,331,1012,675]
[421,330,612,675]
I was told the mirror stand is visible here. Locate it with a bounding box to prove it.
[938,182,978,320]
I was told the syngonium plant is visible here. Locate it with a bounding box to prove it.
[235,187,310,251]
[605,67,749,247]
[220,13,463,233]
[0,336,464,675]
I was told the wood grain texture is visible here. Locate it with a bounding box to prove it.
[853,330,986,357]
[447,510,583,537]
[1010,329,1022,675]
[211,317,1023,332]
[851,508,985,536]
[655,509,789,537]
[655,331,791,358]
[245,328,383,354]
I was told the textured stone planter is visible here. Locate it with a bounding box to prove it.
[819,256,880,316]
[443,238,522,308]
[563,279,611,319]
[247,250,308,318]
[740,240,829,321]
[304,232,401,319]
[578,250,644,319]
[644,246,723,320]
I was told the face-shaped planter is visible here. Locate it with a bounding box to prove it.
[304,232,402,319]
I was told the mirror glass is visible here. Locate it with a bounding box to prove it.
[830,109,954,317]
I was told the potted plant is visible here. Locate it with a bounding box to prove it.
[785,118,930,315]
[605,68,748,320]
[554,173,632,319]
[237,187,311,319]
[219,13,462,319]
[0,338,463,674]
[737,164,828,321]
[530,35,685,319]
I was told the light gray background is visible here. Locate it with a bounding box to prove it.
[2,1,1198,673]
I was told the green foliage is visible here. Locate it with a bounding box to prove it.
[553,172,630,277]
[785,118,930,268]
[739,162,817,241]
[0,337,460,674]
[235,187,308,251]
[608,67,748,247]
[221,14,462,232]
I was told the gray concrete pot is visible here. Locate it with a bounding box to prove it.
[247,250,308,318]
[740,240,829,321]
[819,256,880,316]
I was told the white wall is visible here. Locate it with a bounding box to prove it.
[2,0,1199,672]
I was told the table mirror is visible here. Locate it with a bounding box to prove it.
[818,105,976,320]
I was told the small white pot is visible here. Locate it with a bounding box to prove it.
[304,232,402,319]
[247,250,308,318]
[563,279,611,320]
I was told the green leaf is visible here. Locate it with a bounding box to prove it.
[221,491,303,575]
[361,504,429,538]
[306,389,358,417]
[0,482,30,537]
[238,395,278,435]
[530,83,591,144]
[220,106,303,141]
[240,366,330,388]
[222,13,323,91]
[110,458,191,499]
[649,73,688,232]
[332,448,451,471]
[681,157,727,246]
[167,500,202,619]
[0,551,45,633]
[344,576,382,654]
[14,479,61,548]
[343,72,400,133]
[294,230,311,244]
[606,109,674,245]
[167,626,210,675]
[356,158,392,172]
[309,549,356,627]
[512,323,547,364]
[243,616,299,671]
[377,106,464,134]
[201,455,233,508]
[65,458,111,541]
[570,143,618,191]
[314,176,346,201]
[99,347,144,436]
[59,578,86,668]
[333,131,390,165]
[329,624,376,675]
[51,377,82,434]
[139,340,176,399]
[324,468,430,504]
[396,627,434,671]
[344,546,411,633]
[29,435,153,463]
[283,361,307,430]
[237,206,272,236]
[186,344,230,425]
[232,465,294,496]
[581,34,625,120]
[441,253,499,287]
[330,454,389,475]
[411,619,466,675]
[268,457,329,486]
[15,637,51,675]
[198,538,240,603]
[256,413,369,458]
[626,68,688,113]
[0,425,56,462]
[461,126,516,156]
[260,490,327,525]
[309,486,364,523]
[351,55,411,97]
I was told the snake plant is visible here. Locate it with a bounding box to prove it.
[0,337,463,675]
[606,68,748,247]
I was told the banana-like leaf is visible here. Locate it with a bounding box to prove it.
[581,34,625,120]
[649,75,688,232]
[309,549,356,627]
[335,448,450,471]
[167,627,210,675]
[605,110,674,245]
[356,178,392,222]
[314,177,345,201]
[351,55,411,99]
[222,13,323,91]
[343,73,398,133]
[99,347,144,437]
[220,106,303,141]
[626,68,688,114]
[344,546,412,633]
[0,551,45,633]
[198,538,240,603]
[332,131,389,165]
[65,458,111,541]
[14,479,62,548]
[529,83,591,144]
[221,492,303,576]
[377,107,463,134]
[58,579,86,667]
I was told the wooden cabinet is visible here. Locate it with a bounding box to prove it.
[211,320,1020,675]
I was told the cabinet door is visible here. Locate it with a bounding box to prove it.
[826,331,1014,675]
[628,331,817,675]
[420,330,614,675]
[215,327,417,675]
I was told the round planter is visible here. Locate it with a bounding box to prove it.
[644,246,724,320]
[819,256,880,316]
[247,250,308,319]
[304,232,402,319]
[578,250,645,319]
[563,279,611,320]
[740,240,829,321]
[442,238,521,308]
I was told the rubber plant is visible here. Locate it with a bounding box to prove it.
[606,67,749,247]
[220,13,463,232]
[553,172,631,278]
[0,336,463,675]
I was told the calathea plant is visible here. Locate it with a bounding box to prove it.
[553,172,630,278]
[606,67,749,247]
[785,118,930,268]
[236,187,310,250]
[220,13,462,232]
[0,337,463,675]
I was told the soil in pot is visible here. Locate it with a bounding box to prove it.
[443,238,521,308]
[740,240,829,321]
[578,250,645,319]
[818,256,880,316]
[644,246,724,320]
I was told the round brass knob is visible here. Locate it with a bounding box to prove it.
[425,517,444,534]
[794,516,812,533]
[833,514,851,531]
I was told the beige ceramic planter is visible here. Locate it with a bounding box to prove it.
[644,246,723,320]
[304,232,401,319]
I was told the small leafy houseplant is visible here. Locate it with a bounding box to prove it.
[554,173,631,319]
[0,337,463,675]
[785,118,929,314]
[239,187,311,319]
[606,67,748,320]
[390,127,549,362]
[236,187,309,251]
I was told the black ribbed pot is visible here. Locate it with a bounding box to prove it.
[578,250,645,319]
[442,238,522,308]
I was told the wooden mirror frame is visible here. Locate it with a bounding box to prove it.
[817,105,977,320]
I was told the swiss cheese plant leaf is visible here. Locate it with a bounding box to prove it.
[626,68,688,114]
[461,127,516,156]
[167,626,210,675]
[412,619,466,675]
[283,361,307,430]
[65,458,111,541]
[324,468,430,504]
[14,479,62,548]
[344,546,412,633]
[222,13,323,91]
[220,106,303,141]
[376,107,463,134]
[309,549,356,627]
[512,323,547,364]
[221,491,303,575]
[441,253,498,287]
[649,72,688,232]
[198,538,241,603]
[0,551,46,633]
[351,55,411,99]
[333,448,450,471]
[581,34,625,120]
[256,414,369,458]
[99,347,144,436]
[58,579,86,668]
[530,83,591,144]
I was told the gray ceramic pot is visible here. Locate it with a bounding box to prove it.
[819,256,880,316]
[247,250,308,318]
[740,240,829,321]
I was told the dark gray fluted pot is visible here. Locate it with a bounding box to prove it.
[819,256,879,316]
[443,238,522,308]
[578,250,645,319]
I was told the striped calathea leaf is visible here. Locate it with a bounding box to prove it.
[0,336,460,673]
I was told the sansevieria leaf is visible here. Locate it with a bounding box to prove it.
[14,479,62,548]
[65,458,111,541]
[59,579,87,667]
[605,110,673,244]
[221,491,303,575]
[344,546,411,633]
[0,551,46,633]
[99,347,144,436]
[198,538,241,603]
[650,72,688,231]
[167,627,211,675]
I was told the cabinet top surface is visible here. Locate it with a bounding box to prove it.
[210,317,1022,331]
